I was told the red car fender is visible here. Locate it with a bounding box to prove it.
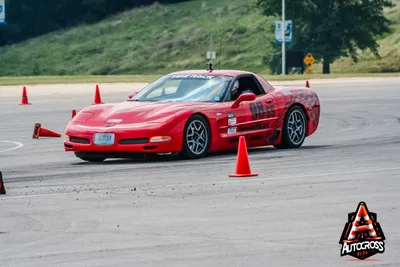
[170,109,222,153]
[281,88,321,137]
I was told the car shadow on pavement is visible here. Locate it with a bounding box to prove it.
[208,144,333,157]
[71,144,333,165]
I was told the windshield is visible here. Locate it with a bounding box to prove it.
[130,74,233,102]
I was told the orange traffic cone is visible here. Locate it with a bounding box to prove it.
[72,109,77,118]
[93,85,103,105]
[229,136,258,177]
[19,86,32,105]
[306,81,310,88]
[32,123,61,139]
[0,171,6,195]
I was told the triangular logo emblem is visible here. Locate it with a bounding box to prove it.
[339,202,385,260]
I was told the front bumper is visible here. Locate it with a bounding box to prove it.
[64,123,184,153]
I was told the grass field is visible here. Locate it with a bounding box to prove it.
[0,0,399,78]
[0,72,399,86]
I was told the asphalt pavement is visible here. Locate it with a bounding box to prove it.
[1,78,400,266]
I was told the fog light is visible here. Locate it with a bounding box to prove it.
[150,136,172,143]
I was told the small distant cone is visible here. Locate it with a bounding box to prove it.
[229,136,258,178]
[72,109,77,118]
[306,81,310,88]
[32,123,61,139]
[0,171,6,195]
[19,86,32,105]
[92,85,103,105]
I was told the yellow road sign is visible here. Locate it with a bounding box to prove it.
[305,67,313,74]
[304,53,315,66]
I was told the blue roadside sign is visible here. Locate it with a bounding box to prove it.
[0,0,5,24]
[275,20,292,44]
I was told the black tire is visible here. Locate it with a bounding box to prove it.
[179,115,211,159]
[74,152,106,162]
[274,105,307,149]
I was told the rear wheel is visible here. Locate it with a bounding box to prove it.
[74,152,106,162]
[274,105,307,149]
[179,115,211,159]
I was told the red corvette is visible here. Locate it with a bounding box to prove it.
[64,69,320,162]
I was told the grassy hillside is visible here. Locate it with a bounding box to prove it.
[329,0,400,73]
[0,0,399,77]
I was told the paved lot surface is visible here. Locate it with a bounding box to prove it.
[1,78,400,266]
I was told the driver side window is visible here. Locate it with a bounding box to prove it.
[230,76,264,101]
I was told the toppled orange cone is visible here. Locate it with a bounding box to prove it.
[0,171,6,195]
[19,86,32,105]
[93,85,103,105]
[229,136,258,178]
[32,123,61,139]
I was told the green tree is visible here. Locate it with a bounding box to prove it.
[0,0,190,47]
[257,0,395,74]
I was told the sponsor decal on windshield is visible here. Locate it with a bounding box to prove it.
[171,74,215,80]
[212,96,220,102]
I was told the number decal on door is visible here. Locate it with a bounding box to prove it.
[256,102,265,119]
[265,105,276,118]
[249,101,275,120]
[249,103,258,120]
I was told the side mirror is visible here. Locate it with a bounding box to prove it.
[231,93,256,109]
[129,92,138,99]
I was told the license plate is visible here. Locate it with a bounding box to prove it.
[93,133,115,145]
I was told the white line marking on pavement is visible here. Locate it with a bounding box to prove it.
[0,140,24,153]
[1,166,399,200]
[147,166,400,189]
[0,193,64,200]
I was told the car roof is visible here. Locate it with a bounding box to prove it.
[168,69,254,77]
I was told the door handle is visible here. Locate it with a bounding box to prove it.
[265,99,272,103]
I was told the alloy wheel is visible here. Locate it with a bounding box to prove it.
[186,120,208,155]
[287,110,306,146]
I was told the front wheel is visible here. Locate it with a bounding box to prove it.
[74,152,106,162]
[179,115,211,159]
[274,105,307,149]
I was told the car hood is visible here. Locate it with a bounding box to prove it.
[73,101,216,125]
